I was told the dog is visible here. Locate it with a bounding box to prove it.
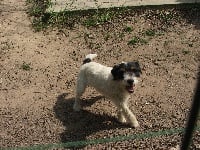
[73,54,142,127]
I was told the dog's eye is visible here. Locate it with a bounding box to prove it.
[119,71,125,76]
[129,68,137,72]
[132,69,137,72]
[119,68,125,72]
[135,72,140,77]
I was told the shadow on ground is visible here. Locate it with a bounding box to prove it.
[165,2,200,30]
[54,93,126,149]
[178,4,200,30]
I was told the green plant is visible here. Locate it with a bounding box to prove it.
[27,1,200,32]
[21,62,32,71]
[139,38,148,44]
[128,37,140,45]
[104,34,110,41]
[26,0,52,16]
[182,49,190,55]
[84,18,98,27]
[83,10,113,27]
[128,36,147,46]
[145,29,155,36]
[26,0,53,31]
[123,26,133,33]
[118,32,125,39]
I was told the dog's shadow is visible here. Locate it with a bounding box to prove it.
[54,93,125,148]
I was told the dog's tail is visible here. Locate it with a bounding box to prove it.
[83,54,97,64]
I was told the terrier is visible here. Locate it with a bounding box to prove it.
[73,54,142,127]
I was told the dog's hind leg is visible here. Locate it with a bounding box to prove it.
[73,73,87,111]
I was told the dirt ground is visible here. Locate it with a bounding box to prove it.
[0,0,200,149]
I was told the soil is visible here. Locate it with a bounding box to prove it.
[0,0,200,149]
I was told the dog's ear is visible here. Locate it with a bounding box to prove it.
[111,65,119,80]
[111,63,126,80]
[133,61,142,77]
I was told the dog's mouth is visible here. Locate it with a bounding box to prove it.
[126,85,135,93]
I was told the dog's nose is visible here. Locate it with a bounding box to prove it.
[127,79,134,85]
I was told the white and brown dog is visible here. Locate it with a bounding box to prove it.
[73,54,142,127]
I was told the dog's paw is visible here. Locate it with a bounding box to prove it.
[130,121,140,128]
[73,104,81,112]
[118,116,127,123]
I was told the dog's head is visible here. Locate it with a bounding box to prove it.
[111,61,142,93]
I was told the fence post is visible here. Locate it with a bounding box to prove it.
[181,69,200,150]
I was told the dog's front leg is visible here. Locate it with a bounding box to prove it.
[117,109,126,123]
[121,102,139,128]
[113,101,126,123]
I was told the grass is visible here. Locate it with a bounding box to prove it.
[21,62,32,71]
[26,0,121,31]
[123,26,133,33]
[83,11,114,27]
[26,0,52,31]
[26,1,200,32]
[145,29,156,36]
[182,49,190,55]
[104,34,110,41]
[158,10,175,24]
[128,36,148,46]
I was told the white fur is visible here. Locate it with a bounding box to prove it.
[85,53,97,60]
[73,54,139,127]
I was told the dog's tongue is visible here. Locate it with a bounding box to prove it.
[126,85,134,93]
